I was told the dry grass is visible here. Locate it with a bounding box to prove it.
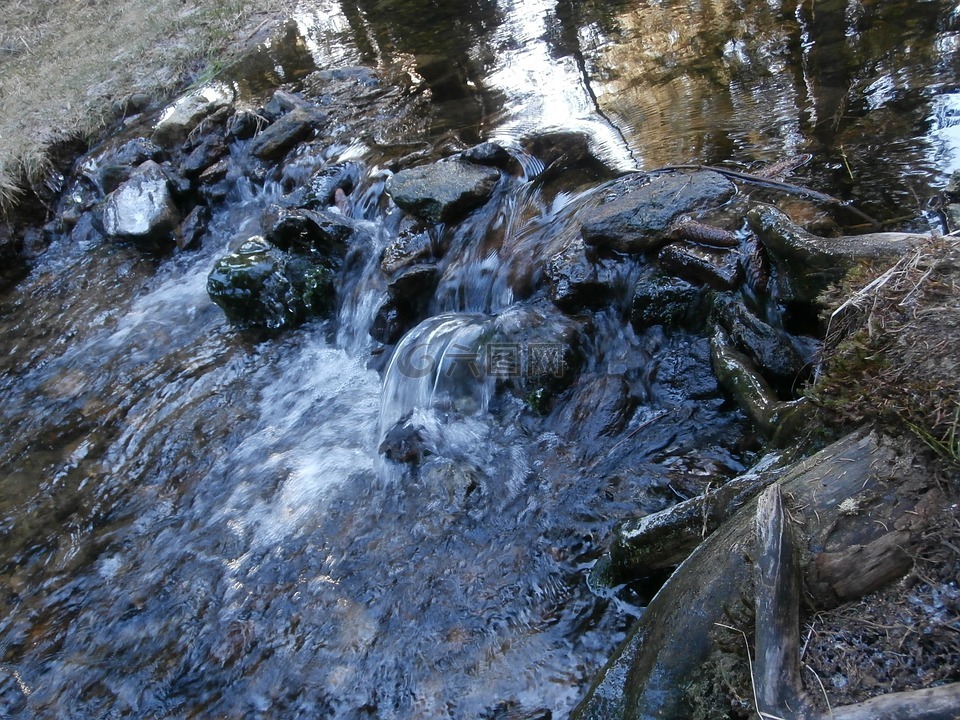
[0,0,299,211]
[811,235,960,463]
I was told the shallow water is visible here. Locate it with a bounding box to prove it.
[0,0,957,718]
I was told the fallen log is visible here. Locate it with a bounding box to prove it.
[573,430,946,720]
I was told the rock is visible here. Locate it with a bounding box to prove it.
[387,263,439,299]
[630,272,704,331]
[747,205,928,303]
[282,162,361,209]
[521,130,592,169]
[550,374,635,439]
[371,299,410,345]
[714,294,808,389]
[581,171,736,253]
[657,241,741,290]
[487,304,586,409]
[180,135,226,178]
[378,416,433,463]
[381,230,434,275]
[386,160,500,223]
[248,106,326,160]
[152,87,233,147]
[545,239,616,311]
[177,205,210,251]
[261,89,304,120]
[263,205,354,259]
[93,138,166,194]
[226,109,262,141]
[102,160,179,249]
[206,237,335,330]
[461,142,521,174]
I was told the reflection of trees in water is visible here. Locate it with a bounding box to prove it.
[547,0,959,219]
[337,0,504,138]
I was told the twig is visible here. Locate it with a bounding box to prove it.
[715,623,787,720]
[805,663,834,718]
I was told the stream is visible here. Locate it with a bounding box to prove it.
[1,0,959,718]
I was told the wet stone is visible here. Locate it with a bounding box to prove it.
[371,299,411,345]
[387,160,501,224]
[282,162,361,209]
[714,294,809,390]
[180,135,227,178]
[521,130,592,169]
[461,142,521,174]
[631,273,705,331]
[581,170,736,253]
[102,160,179,249]
[177,205,210,251]
[206,237,335,330]
[381,230,433,275]
[550,374,635,440]
[387,263,439,299]
[658,241,742,291]
[263,205,353,259]
[249,106,326,160]
[261,89,305,120]
[226,109,262,141]
[379,416,433,463]
[546,239,616,311]
[152,88,232,147]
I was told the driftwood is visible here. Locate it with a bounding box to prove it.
[596,464,781,583]
[573,431,953,720]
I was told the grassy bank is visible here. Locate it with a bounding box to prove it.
[0,0,298,210]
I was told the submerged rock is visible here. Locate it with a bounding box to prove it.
[582,171,736,253]
[550,374,635,439]
[206,237,335,330]
[387,160,500,223]
[545,239,617,311]
[101,160,179,249]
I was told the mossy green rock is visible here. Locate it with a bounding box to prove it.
[206,237,335,330]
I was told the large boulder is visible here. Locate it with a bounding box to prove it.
[206,237,335,330]
[386,160,500,223]
[581,171,736,253]
[101,160,179,249]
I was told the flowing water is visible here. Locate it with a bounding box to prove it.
[1,0,959,718]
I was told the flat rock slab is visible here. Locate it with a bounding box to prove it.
[582,170,736,253]
[387,161,500,223]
